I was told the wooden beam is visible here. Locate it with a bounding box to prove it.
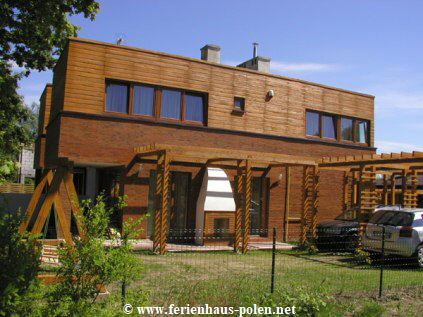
[234,160,243,253]
[242,159,251,254]
[283,166,291,242]
[62,169,85,239]
[31,169,63,235]
[19,170,53,233]
[159,152,170,255]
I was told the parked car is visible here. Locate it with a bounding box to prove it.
[316,205,401,251]
[362,207,423,267]
[316,208,366,251]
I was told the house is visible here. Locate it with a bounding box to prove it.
[33,38,376,248]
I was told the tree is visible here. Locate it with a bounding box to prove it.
[1,1,99,72]
[0,207,41,316]
[0,1,100,182]
[0,62,32,183]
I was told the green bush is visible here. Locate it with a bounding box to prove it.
[47,194,146,316]
[0,208,41,316]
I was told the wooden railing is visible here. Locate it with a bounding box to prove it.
[0,183,34,193]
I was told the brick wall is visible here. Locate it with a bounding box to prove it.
[44,114,375,239]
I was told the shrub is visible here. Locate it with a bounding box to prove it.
[0,208,41,316]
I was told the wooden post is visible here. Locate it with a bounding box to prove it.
[242,159,251,254]
[311,166,319,240]
[19,170,53,233]
[391,174,396,205]
[301,166,312,244]
[63,169,85,239]
[159,152,170,255]
[283,166,291,242]
[401,169,408,208]
[383,174,389,206]
[31,169,63,235]
[153,154,164,254]
[234,160,243,253]
[343,171,349,211]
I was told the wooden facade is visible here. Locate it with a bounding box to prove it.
[33,38,377,246]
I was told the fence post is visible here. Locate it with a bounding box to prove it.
[378,226,385,298]
[271,227,276,293]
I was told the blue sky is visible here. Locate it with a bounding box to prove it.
[16,0,423,153]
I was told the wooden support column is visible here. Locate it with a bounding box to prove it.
[382,174,389,206]
[234,160,243,253]
[311,166,319,240]
[242,159,251,254]
[19,170,53,234]
[342,171,349,211]
[391,174,396,205]
[301,166,313,244]
[63,169,85,239]
[402,169,408,207]
[153,153,164,254]
[159,152,170,255]
[283,166,291,242]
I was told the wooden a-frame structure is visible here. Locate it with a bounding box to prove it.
[19,158,85,244]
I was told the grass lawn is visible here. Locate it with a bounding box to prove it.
[122,249,423,310]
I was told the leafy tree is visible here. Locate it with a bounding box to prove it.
[0,0,99,182]
[0,207,42,316]
[0,62,32,183]
[1,1,99,72]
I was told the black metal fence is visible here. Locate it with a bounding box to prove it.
[130,228,422,308]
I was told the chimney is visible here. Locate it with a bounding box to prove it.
[237,43,271,73]
[200,44,221,63]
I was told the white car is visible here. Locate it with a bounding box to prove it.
[362,207,423,267]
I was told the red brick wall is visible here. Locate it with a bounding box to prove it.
[45,114,375,239]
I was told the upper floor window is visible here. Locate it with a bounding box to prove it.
[306,110,370,145]
[105,82,128,113]
[105,80,207,125]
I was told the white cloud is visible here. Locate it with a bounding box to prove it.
[376,92,423,111]
[222,60,340,73]
[376,140,423,154]
[271,61,339,73]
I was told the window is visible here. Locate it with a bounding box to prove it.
[306,110,370,145]
[322,114,336,139]
[105,82,128,113]
[306,111,319,136]
[234,97,245,112]
[185,93,204,122]
[105,80,207,125]
[355,120,368,143]
[341,118,353,141]
[161,89,181,119]
[133,85,154,116]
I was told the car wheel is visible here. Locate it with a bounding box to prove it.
[416,245,423,268]
[369,252,381,266]
[345,233,358,252]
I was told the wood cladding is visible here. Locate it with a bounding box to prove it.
[56,38,374,146]
[38,85,52,135]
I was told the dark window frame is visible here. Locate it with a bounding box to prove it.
[232,96,245,115]
[305,109,370,145]
[104,79,208,126]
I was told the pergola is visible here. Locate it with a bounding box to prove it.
[319,151,423,240]
[131,144,319,254]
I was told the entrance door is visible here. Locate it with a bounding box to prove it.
[249,177,261,234]
[146,170,190,239]
[249,177,269,235]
